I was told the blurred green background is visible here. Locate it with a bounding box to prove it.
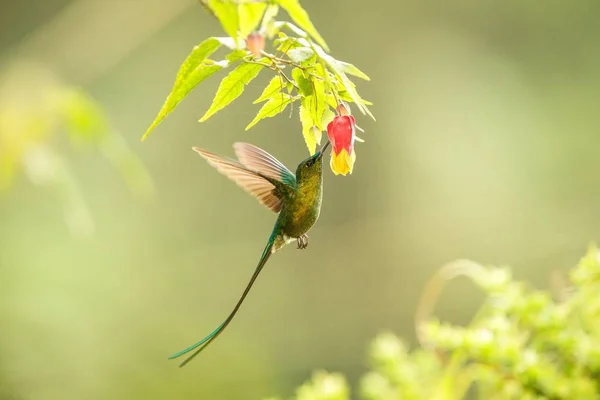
[1,0,600,399]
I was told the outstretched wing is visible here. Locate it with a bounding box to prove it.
[193,147,283,212]
[233,142,296,187]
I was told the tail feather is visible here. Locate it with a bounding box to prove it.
[169,239,275,367]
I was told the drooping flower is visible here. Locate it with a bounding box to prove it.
[326,102,356,176]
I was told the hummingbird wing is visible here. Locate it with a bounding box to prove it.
[169,237,275,367]
[233,142,296,186]
[193,147,284,212]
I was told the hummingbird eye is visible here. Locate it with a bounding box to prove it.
[305,158,315,167]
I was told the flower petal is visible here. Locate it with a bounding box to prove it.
[330,148,355,176]
[326,115,356,155]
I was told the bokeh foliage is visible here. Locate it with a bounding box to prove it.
[270,247,600,400]
[0,61,152,235]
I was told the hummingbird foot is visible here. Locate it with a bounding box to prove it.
[297,234,309,250]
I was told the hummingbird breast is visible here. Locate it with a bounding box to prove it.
[280,182,322,239]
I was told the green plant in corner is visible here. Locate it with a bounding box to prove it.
[142,0,375,176]
[266,246,600,400]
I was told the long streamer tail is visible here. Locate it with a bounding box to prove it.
[169,239,275,367]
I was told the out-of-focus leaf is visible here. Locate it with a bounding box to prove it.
[200,62,264,122]
[338,61,370,81]
[288,47,314,63]
[245,93,297,130]
[142,38,226,139]
[278,0,329,51]
[99,134,154,197]
[208,0,239,40]
[238,2,267,37]
[60,89,109,145]
[214,37,238,49]
[254,76,284,104]
[260,4,279,37]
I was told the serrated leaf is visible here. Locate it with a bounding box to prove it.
[299,99,320,155]
[254,76,283,104]
[209,0,239,40]
[200,62,264,122]
[238,3,267,37]
[245,93,296,130]
[142,38,225,139]
[278,0,329,51]
[288,47,314,63]
[292,68,312,96]
[338,61,370,81]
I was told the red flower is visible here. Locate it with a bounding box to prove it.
[326,103,356,175]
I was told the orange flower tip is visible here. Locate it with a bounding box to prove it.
[245,32,265,57]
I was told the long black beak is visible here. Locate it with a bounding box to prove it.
[317,141,331,158]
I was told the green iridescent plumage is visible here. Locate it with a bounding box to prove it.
[169,141,330,367]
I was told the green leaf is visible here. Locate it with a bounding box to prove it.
[142,38,225,140]
[338,91,373,106]
[338,61,370,81]
[209,0,239,40]
[238,3,267,37]
[288,47,314,63]
[278,0,329,51]
[292,68,312,96]
[321,107,335,128]
[325,93,337,109]
[226,49,248,62]
[310,41,375,120]
[254,76,284,104]
[299,99,321,155]
[200,62,264,122]
[310,64,326,129]
[245,93,296,130]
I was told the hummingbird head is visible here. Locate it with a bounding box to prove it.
[295,141,331,183]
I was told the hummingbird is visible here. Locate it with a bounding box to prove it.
[169,140,331,367]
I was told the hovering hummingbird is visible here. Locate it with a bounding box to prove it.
[169,140,331,367]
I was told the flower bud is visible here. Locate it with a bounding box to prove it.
[245,32,265,57]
